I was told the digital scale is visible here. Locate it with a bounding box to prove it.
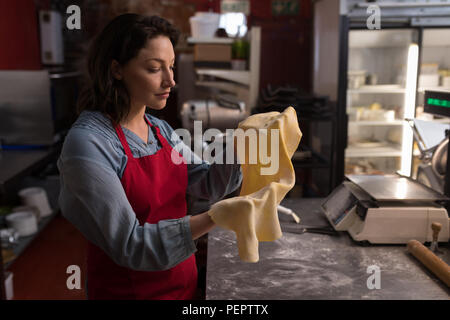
[322,90,450,245]
[321,174,450,244]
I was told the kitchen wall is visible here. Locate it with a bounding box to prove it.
[249,0,313,92]
[0,0,41,70]
[1,0,312,86]
[0,0,313,128]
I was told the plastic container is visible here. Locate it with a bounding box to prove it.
[419,74,439,88]
[195,12,220,19]
[189,12,220,38]
[421,63,439,75]
[443,76,450,88]
[348,70,367,89]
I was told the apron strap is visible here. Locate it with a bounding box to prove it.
[113,123,134,160]
[144,115,171,149]
[112,114,172,159]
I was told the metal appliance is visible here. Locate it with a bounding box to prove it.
[407,116,449,193]
[321,174,450,244]
[0,70,54,146]
[180,93,246,132]
[0,70,81,147]
[406,90,450,193]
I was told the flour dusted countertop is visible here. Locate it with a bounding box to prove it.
[206,198,450,299]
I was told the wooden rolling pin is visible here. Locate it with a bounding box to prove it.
[407,240,450,287]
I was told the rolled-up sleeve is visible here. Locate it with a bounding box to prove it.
[58,157,197,272]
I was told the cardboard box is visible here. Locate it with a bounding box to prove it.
[194,44,232,62]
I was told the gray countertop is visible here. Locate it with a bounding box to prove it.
[206,198,450,300]
[0,147,59,193]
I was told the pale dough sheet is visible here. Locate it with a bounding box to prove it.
[208,106,302,262]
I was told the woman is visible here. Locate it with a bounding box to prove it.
[57,14,242,300]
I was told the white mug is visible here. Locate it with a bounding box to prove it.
[5,211,38,237]
[18,187,52,218]
[13,205,41,222]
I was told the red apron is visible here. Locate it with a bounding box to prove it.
[86,116,197,300]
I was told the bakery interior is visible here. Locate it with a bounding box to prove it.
[1,0,450,300]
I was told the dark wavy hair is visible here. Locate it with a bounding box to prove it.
[76,14,180,124]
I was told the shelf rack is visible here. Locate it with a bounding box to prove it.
[191,27,261,113]
[0,145,61,300]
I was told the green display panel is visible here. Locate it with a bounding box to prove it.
[424,90,450,117]
[427,98,450,108]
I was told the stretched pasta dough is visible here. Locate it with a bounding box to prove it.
[208,106,302,262]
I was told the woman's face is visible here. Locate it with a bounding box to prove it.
[114,35,176,110]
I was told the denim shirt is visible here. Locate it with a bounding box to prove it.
[57,110,242,272]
